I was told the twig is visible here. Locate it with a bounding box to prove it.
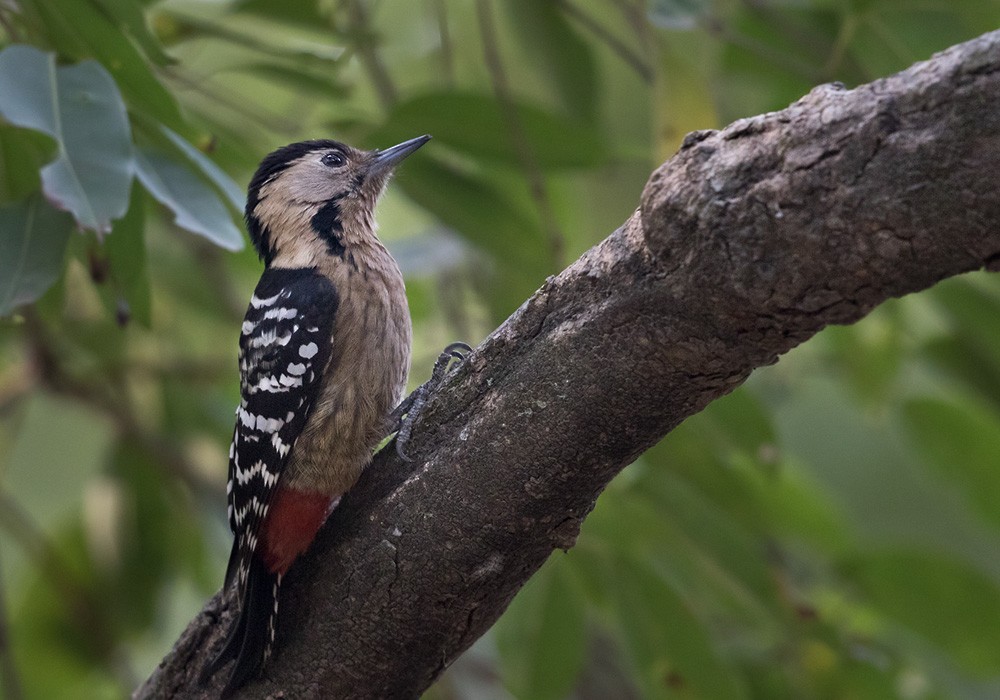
[557,0,652,83]
[431,0,455,86]
[346,0,398,109]
[476,0,566,270]
[605,0,651,50]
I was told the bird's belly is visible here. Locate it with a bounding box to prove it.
[283,289,411,496]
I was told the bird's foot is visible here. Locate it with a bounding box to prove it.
[390,341,472,461]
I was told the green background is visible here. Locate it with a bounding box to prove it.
[1,0,999,698]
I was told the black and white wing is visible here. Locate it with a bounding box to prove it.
[224,266,338,588]
[204,266,337,691]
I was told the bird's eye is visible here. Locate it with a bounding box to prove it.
[321,152,345,168]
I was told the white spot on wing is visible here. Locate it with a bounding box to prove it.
[251,292,282,308]
[238,406,255,429]
[250,328,292,348]
[255,414,285,433]
[263,307,298,321]
[299,342,318,359]
[272,432,291,457]
[254,374,291,394]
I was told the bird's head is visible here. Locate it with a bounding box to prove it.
[245,135,430,266]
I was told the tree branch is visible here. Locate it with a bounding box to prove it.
[136,30,1000,699]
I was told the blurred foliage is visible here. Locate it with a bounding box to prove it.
[0,0,998,698]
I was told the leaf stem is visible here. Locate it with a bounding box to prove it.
[476,0,566,271]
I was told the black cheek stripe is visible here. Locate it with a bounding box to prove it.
[310,198,346,258]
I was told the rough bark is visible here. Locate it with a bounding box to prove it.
[136,30,1000,699]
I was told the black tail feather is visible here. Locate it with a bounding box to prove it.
[198,541,245,685]
[222,560,277,696]
[200,555,280,697]
[223,536,241,591]
[198,598,247,685]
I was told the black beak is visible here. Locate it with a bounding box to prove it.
[369,135,431,177]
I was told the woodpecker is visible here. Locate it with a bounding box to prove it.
[203,135,430,695]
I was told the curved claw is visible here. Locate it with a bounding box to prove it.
[396,430,413,463]
[442,341,473,357]
[389,341,473,463]
[395,436,412,462]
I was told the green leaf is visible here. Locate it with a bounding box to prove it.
[698,387,776,459]
[656,39,719,156]
[716,8,830,119]
[922,276,1000,407]
[395,156,545,268]
[230,62,351,100]
[106,437,208,632]
[135,148,244,251]
[503,0,598,120]
[635,473,784,621]
[648,0,712,30]
[4,391,115,527]
[612,555,748,699]
[822,314,905,405]
[161,126,244,212]
[930,278,1000,363]
[495,557,586,700]
[233,0,332,31]
[846,550,1000,675]
[395,155,550,318]
[18,0,184,127]
[0,125,53,202]
[850,8,972,79]
[0,194,75,315]
[90,0,174,67]
[921,333,1000,411]
[371,91,608,169]
[101,187,151,326]
[0,45,133,233]
[903,397,1000,530]
[645,408,853,552]
[769,377,1000,569]
[11,544,122,699]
